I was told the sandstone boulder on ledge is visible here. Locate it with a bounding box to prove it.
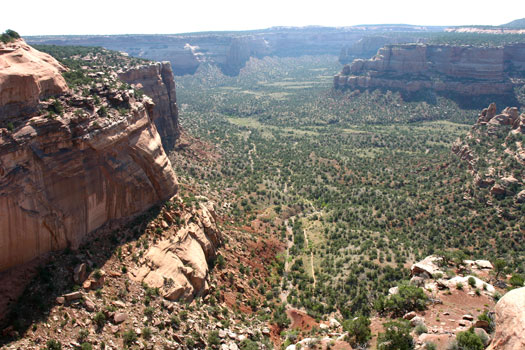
[0,39,68,117]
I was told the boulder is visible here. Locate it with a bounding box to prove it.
[113,312,128,324]
[517,190,525,203]
[403,311,417,320]
[410,316,425,327]
[411,255,443,278]
[63,291,83,302]
[487,287,525,350]
[491,184,507,195]
[73,263,88,284]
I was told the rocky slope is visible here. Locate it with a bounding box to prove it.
[334,43,525,98]
[0,41,179,272]
[452,103,524,204]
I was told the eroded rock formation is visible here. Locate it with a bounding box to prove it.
[334,43,525,97]
[487,287,525,350]
[0,39,68,116]
[0,42,178,272]
[118,62,180,150]
[131,200,222,301]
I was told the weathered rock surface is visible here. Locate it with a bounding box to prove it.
[130,201,221,301]
[0,96,178,272]
[411,255,443,278]
[118,62,179,150]
[487,287,525,350]
[0,39,68,117]
[334,43,525,97]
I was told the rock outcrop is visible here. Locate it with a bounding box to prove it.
[0,39,68,117]
[487,287,525,350]
[131,201,221,301]
[118,62,180,150]
[452,103,524,202]
[0,42,178,272]
[339,35,422,64]
[334,43,525,97]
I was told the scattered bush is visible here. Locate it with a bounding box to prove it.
[377,320,414,350]
[343,315,371,348]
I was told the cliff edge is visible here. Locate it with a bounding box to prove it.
[0,41,179,272]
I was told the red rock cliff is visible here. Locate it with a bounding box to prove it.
[0,43,178,272]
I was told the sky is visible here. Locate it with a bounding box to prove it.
[2,0,525,36]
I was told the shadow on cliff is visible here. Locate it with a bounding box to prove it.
[0,205,162,345]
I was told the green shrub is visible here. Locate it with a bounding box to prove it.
[123,329,137,347]
[142,327,152,340]
[0,29,20,43]
[509,274,524,288]
[454,329,484,350]
[467,277,476,287]
[377,320,414,350]
[415,323,428,335]
[375,282,428,317]
[208,330,221,346]
[46,340,62,350]
[343,316,371,347]
[94,311,106,328]
[81,343,92,350]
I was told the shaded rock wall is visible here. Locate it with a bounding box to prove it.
[118,62,180,150]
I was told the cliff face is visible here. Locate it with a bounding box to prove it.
[339,35,422,64]
[0,39,68,117]
[118,62,180,150]
[334,43,525,97]
[0,43,178,272]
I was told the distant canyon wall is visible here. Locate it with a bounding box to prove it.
[26,26,443,76]
[334,43,525,97]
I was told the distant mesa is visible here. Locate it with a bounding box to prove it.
[334,42,525,105]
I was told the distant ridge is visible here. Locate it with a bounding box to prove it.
[502,18,525,28]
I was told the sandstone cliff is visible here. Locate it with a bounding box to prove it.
[118,62,180,150]
[0,42,179,272]
[334,43,525,97]
[0,39,68,117]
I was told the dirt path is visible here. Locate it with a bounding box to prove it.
[279,219,294,304]
[303,228,316,288]
[248,143,256,172]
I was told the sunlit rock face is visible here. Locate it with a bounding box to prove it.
[335,43,525,97]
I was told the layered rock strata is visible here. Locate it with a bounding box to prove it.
[118,62,180,150]
[0,43,178,272]
[334,43,525,96]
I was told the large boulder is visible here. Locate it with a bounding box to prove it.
[0,39,68,116]
[487,287,525,350]
[411,255,444,278]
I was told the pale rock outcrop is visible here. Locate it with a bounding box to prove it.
[411,255,443,278]
[443,276,495,295]
[118,62,179,150]
[487,287,525,350]
[130,202,221,301]
[0,39,68,116]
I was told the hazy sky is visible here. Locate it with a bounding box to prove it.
[3,0,525,35]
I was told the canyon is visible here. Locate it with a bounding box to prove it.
[334,43,525,99]
[26,25,443,76]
